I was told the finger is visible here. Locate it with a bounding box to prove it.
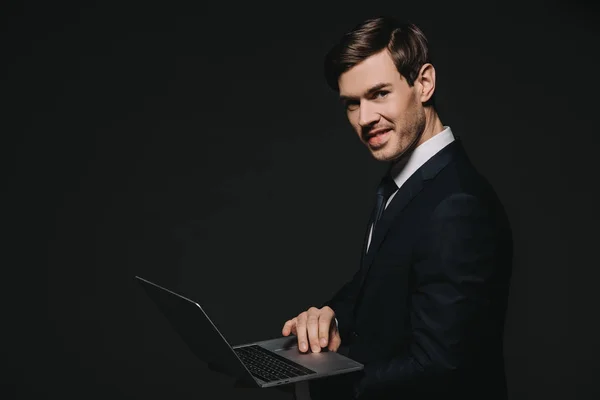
[318,314,332,348]
[328,331,342,352]
[328,322,341,352]
[296,312,308,352]
[282,318,296,336]
[307,308,321,353]
[282,320,290,336]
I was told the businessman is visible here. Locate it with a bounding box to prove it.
[282,16,513,399]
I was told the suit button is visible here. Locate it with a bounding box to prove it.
[350,331,359,339]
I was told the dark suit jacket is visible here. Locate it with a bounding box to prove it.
[310,139,513,399]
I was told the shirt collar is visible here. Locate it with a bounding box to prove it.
[389,126,456,189]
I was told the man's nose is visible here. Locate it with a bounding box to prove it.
[358,101,380,128]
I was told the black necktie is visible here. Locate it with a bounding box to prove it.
[364,171,398,253]
[370,173,398,240]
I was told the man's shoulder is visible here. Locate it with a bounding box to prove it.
[420,154,508,221]
[424,153,487,196]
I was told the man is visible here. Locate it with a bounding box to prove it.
[281,16,513,399]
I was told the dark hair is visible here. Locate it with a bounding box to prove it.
[324,17,432,92]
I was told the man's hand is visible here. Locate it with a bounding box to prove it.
[281,306,341,353]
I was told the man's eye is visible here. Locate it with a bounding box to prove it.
[345,101,359,111]
[374,91,389,98]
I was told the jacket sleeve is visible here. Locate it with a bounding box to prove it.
[354,192,511,398]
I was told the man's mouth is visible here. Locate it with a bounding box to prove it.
[366,128,392,147]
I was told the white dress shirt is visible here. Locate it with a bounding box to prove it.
[295,126,455,399]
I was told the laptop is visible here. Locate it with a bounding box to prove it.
[135,276,364,388]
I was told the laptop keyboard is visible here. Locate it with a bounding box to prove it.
[234,345,316,383]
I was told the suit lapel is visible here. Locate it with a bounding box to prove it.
[360,139,463,274]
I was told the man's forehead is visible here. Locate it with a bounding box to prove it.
[338,51,399,97]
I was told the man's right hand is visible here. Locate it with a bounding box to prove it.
[281,306,341,353]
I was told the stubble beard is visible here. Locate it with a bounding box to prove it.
[370,109,426,163]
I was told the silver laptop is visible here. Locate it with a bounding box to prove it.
[135,276,363,388]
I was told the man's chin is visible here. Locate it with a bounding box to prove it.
[369,142,414,163]
[369,147,396,162]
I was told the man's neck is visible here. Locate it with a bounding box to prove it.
[418,108,444,146]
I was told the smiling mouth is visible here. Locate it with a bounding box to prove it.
[366,128,392,147]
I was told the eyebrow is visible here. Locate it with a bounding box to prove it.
[339,82,392,102]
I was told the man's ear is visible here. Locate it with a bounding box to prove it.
[416,63,436,104]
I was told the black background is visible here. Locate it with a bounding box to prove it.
[3,0,599,399]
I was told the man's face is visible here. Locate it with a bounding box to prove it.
[338,50,426,162]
